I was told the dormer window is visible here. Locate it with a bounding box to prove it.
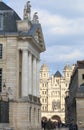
[0,14,3,30]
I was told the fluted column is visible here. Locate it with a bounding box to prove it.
[22,49,28,97]
[32,56,36,96]
[28,52,32,95]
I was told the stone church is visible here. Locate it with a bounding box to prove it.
[0,1,45,130]
[40,63,75,123]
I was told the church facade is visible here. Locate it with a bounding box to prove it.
[0,1,45,130]
[40,63,74,123]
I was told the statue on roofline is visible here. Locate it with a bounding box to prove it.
[32,12,39,24]
[23,1,31,21]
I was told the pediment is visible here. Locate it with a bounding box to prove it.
[18,23,46,52]
[30,24,46,52]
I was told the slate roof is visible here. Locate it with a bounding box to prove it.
[0,1,21,33]
[54,71,62,77]
[0,1,12,10]
[19,23,41,36]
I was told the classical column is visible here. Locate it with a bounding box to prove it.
[22,49,28,97]
[36,59,40,97]
[32,56,36,96]
[28,52,32,95]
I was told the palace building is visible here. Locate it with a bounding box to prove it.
[40,63,74,123]
[0,1,45,130]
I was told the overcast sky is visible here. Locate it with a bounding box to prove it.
[4,0,84,74]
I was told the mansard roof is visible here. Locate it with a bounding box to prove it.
[54,71,62,77]
[0,1,12,10]
[0,1,21,33]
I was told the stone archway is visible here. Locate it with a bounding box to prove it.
[41,116,47,121]
[51,115,61,123]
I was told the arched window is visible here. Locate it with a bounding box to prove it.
[29,107,31,122]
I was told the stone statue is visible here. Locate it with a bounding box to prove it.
[32,12,39,23]
[23,1,31,21]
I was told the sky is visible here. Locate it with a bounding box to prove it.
[3,0,84,74]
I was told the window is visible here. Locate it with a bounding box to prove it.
[82,74,84,79]
[42,106,44,111]
[42,98,44,102]
[42,91,44,94]
[34,108,36,124]
[45,99,47,103]
[42,83,44,87]
[67,73,69,77]
[0,44,2,58]
[0,68,2,92]
[45,106,47,111]
[0,15,3,30]
[38,109,40,122]
[29,107,31,122]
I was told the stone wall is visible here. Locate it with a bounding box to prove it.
[9,99,41,130]
[76,95,84,128]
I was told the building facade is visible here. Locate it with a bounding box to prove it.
[40,63,74,123]
[0,1,45,130]
[65,60,84,129]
